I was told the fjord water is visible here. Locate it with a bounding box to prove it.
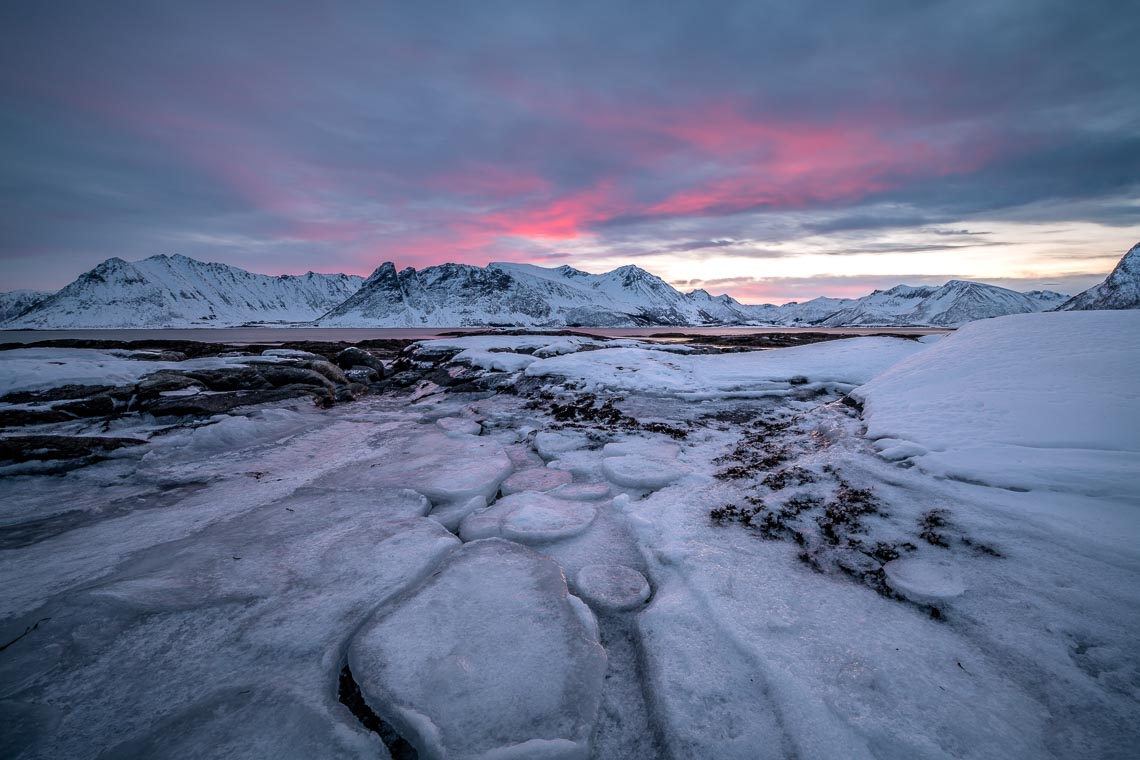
[0,326,948,344]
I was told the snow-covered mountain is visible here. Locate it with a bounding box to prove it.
[3,254,1078,329]
[318,261,758,327]
[1056,242,1140,311]
[815,280,1056,327]
[5,254,363,328]
[318,261,1068,328]
[0,290,50,324]
[1022,290,1071,310]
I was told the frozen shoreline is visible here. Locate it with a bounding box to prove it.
[1,313,1137,759]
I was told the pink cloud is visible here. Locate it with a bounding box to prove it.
[33,69,1009,282]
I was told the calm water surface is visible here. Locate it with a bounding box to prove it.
[0,325,949,345]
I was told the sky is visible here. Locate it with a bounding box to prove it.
[1,0,1138,303]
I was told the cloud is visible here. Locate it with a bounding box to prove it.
[1,0,1137,292]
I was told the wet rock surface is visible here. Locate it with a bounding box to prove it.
[0,340,405,460]
[0,434,145,465]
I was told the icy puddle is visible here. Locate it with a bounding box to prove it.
[2,315,1139,759]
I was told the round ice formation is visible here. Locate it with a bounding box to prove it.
[501,467,574,495]
[285,486,432,519]
[602,439,680,460]
[534,430,589,460]
[575,564,651,611]
[348,540,606,760]
[883,558,967,603]
[500,497,597,543]
[549,482,611,501]
[314,431,513,505]
[428,494,486,532]
[436,416,482,436]
[457,506,505,542]
[459,491,598,544]
[602,455,689,490]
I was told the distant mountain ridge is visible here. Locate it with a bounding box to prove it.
[318,261,759,327]
[318,260,1070,328]
[4,254,363,328]
[0,290,50,324]
[10,246,1140,329]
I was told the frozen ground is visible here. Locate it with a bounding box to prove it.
[1,314,1138,759]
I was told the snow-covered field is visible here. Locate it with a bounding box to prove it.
[1,313,1137,759]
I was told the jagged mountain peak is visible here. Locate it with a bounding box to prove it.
[6,255,363,328]
[364,262,400,282]
[3,254,1083,329]
[1057,242,1140,312]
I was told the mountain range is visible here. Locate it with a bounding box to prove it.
[4,255,362,328]
[2,244,1136,329]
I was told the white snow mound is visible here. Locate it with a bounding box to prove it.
[853,311,1140,500]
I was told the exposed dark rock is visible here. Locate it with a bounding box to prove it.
[134,372,206,399]
[142,387,315,417]
[0,408,74,427]
[300,360,349,385]
[0,434,145,463]
[54,395,118,418]
[185,367,273,392]
[345,366,380,383]
[124,350,188,362]
[335,346,386,376]
[256,365,337,391]
[1,384,116,404]
[0,339,222,358]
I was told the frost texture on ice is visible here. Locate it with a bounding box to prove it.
[549,482,611,501]
[602,455,689,490]
[1,477,459,759]
[500,467,573,495]
[99,687,387,760]
[436,416,482,436]
[601,439,680,460]
[315,430,513,506]
[534,430,590,460]
[853,311,1140,499]
[459,492,597,544]
[347,539,606,760]
[575,564,651,611]
[883,558,967,603]
[428,495,487,532]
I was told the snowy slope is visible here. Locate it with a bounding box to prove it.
[1057,242,1140,311]
[0,289,50,323]
[817,280,1050,327]
[5,254,363,328]
[1022,289,1070,310]
[4,254,1073,329]
[319,260,1058,328]
[853,310,1140,499]
[318,260,758,327]
[525,336,928,399]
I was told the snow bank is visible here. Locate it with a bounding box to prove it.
[453,348,539,372]
[525,336,927,398]
[853,312,1140,499]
